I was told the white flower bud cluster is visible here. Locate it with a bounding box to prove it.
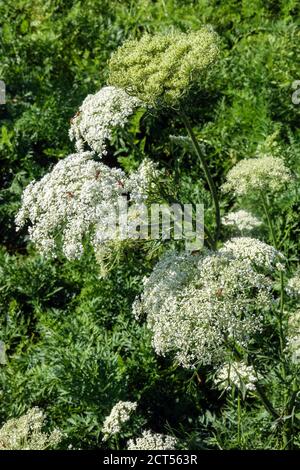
[69,86,142,155]
[134,238,278,368]
[222,210,262,234]
[214,362,258,391]
[0,407,62,450]
[222,155,291,196]
[127,430,177,450]
[15,152,159,259]
[286,272,300,297]
[102,401,137,441]
[219,237,285,272]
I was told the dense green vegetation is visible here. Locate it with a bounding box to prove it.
[0,0,299,450]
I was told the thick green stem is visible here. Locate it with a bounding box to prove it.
[204,226,215,250]
[260,193,286,353]
[180,110,221,247]
[254,383,280,420]
[260,193,286,351]
[237,393,242,447]
[260,192,289,449]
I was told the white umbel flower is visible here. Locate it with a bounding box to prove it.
[286,272,300,297]
[16,152,160,259]
[286,310,300,364]
[222,155,291,196]
[134,245,274,368]
[69,86,142,155]
[126,158,161,203]
[219,237,285,272]
[102,401,137,441]
[0,408,62,450]
[132,250,200,321]
[127,430,177,450]
[15,152,127,259]
[215,362,258,391]
[222,210,262,234]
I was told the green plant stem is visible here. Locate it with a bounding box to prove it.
[254,383,280,420]
[260,193,286,354]
[180,110,221,248]
[204,226,215,250]
[237,393,241,447]
[260,193,286,352]
[260,192,276,248]
[260,192,289,449]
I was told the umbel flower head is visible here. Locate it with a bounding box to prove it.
[221,210,262,234]
[15,152,126,259]
[219,237,285,273]
[133,238,277,368]
[127,158,162,203]
[69,86,142,155]
[108,27,219,106]
[222,155,292,197]
[102,401,137,441]
[286,271,300,297]
[0,407,62,450]
[286,309,300,364]
[127,430,177,450]
[15,152,159,260]
[214,362,258,392]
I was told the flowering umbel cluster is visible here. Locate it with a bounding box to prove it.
[127,158,162,203]
[15,152,126,259]
[69,86,142,155]
[219,237,285,272]
[108,27,219,106]
[221,210,262,234]
[286,272,300,298]
[286,309,300,364]
[214,362,258,392]
[133,238,278,368]
[102,401,137,441]
[15,152,159,259]
[0,408,62,450]
[127,431,177,450]
[222,155,291,197]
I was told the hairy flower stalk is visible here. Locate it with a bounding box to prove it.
[180,110,221,246]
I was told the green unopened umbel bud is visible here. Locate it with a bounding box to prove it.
[108,27,219,106]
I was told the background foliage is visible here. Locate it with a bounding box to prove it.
[0,0,299,449]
